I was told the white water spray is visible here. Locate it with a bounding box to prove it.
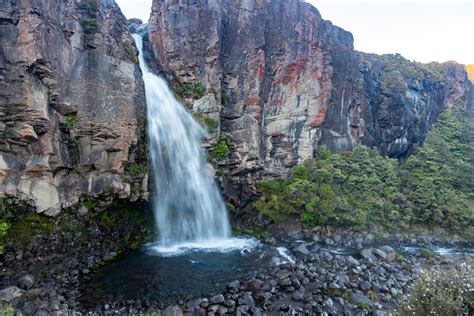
[133,34,255,253]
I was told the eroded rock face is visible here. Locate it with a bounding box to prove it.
[145,0,473,204]
[0,0,147,214]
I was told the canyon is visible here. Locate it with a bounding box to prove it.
[0,0,473,315]
[1,0,472,213]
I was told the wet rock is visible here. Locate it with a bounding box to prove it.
[293,243,310,257]
[163,305,183,316]
[279,278,292,288]
[0,286,24,302]
[380,246,397,261]
[224,299,235,308]
[210,294,225,304]
[323,298,334,307]
[264,237,277,245]
[34,309,49,316]
[359,248,377,261]
[349,293,373,307]
[241,292,255,307]
[247,278,263,291]
[359,281,372,292]
[373,248,388,260]
[292,291,304,301]
[228,280,240,293]
[346,256,360,267]
[18,274,35,290]
[324,238,335,246]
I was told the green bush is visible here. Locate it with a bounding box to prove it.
[183,81,206,99]
[64,114,76,129]
[80,18,99,34]
[210,137,229,160]
[193,113,218,132]
[0,221,10,254]
[252,107,474,237]
[128,163,148,177]
[79,0,99,15]
[400,266,473,315]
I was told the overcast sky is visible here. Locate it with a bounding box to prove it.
[116,0,473,65]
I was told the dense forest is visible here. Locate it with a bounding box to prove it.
[254,107,474,240]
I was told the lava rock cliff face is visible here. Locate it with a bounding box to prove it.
[0,0,147,214]
[144,0,473,204]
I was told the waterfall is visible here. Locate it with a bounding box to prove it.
[133,34,234,251]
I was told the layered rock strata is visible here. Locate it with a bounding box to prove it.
[144,0,473,204]
[0,0,147,214]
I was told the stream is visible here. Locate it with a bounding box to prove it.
[79,239,473,309]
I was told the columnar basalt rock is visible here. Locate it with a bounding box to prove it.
[0,0,147,214]
[145,0,473,204]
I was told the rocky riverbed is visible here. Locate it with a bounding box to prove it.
[1,218,472,316]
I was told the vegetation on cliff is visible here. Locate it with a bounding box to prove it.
[254,107,474,239]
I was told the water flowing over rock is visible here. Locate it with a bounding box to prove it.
[133,34,231,246]
[144,0,473,205]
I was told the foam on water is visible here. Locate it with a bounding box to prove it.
[276,247,296,264]
[147,237,261,257]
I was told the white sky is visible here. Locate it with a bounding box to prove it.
[116,0,473,64]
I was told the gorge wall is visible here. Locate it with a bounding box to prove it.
[1,0,472,213]
[0,0,147,215]
[143,0,473,206]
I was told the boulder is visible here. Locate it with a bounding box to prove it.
[293,243,310,257]
[210,294,225,304]
[18,274,35,290]
[163,306,183,316]
[373,248,388,260]
[359,248,377,261]
[0,286,24,302]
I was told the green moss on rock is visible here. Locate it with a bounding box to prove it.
[80,18,99,34]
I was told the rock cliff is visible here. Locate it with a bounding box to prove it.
[1,0,472,213]
[0,0,147,215]
[144,0,473,205]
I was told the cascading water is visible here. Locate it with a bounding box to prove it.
[133,34,253,253]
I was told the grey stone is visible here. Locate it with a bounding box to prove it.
[0,286,24,302]
[360,281,372,292]
[292,291,304,301]
[349,293,373,306]
[359,248,377,261]
[373,248,388,260]
[18,274,35,290]
[228,280,240,293]
[210,294,225,304]
[293,243,310,256]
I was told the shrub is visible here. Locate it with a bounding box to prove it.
[128,163,148,177]
[210,137,229,160]
[0,221,10,254]
[252,107,473,239]
[79,0,99,15]
[126,42,138,64]
[400,265,473,315]
[183,81,206,99]
[193,113,218,132]
[80,18,99,34]
[64,114,76,129]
